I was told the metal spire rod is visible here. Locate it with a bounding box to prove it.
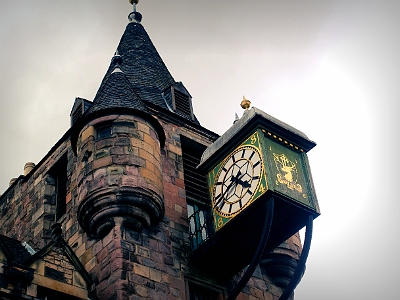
[129,0,139,12]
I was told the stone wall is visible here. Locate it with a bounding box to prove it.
[0,139,75,249]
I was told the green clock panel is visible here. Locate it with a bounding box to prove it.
[260,134,315,210]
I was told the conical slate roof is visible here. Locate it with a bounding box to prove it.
[88,14,176,115]
[85,67,148,114]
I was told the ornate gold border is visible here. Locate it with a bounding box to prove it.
[210,131,267,225]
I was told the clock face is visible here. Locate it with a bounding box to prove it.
[212,145,263,218]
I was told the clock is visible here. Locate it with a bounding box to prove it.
[213,145,262,216]
[193,108,320,278]
[210,132,268,230]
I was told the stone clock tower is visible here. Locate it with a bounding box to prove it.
[0,2,316,300]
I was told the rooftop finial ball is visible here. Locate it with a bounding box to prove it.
[240,96,251,110]
[129,0,139,4]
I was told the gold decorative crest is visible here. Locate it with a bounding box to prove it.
[273,153,303,194]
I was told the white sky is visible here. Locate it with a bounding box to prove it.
[0,1,399,299]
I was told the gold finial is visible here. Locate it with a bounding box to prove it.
[240,95,251,110]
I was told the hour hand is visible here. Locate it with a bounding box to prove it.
[223,171,241,199]
[236,177,251,188]
[230,170,241,183]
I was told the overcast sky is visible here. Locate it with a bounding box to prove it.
[0,1,399,299]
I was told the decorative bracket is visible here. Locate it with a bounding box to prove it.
[226,201,313,300]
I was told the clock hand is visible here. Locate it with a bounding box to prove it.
[235,166,251,188]
[237,177,251,188]
[223,171,241,200]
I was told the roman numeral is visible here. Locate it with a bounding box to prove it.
[214,193,222,204]
[249,151,255,160]
[253,161,260,168]
[241,149,245,158]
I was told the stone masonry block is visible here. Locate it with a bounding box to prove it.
[137,121,150,135]
[130,156,146,167]
[107,166,124,175]
[125,165,139,176]
[150,269,162,283]
[93,156,112,169]
[126,145,139,156]
[114,137,131,146]
[81,126,95,142]
[66,192,72,204]
[135,284,149,298]
[96,138,113,150]
[143,133,156,149]
[141,169,162,190]
[80,248,92,266]
[95,149,110,159]
[112,155,131,165]
[85,257,96,273]
[133,263,150,279]
[136,245,150,258]
[171,276,185,291]
[110,146,124,155]
[168,143,182,156]
[140,149,160,166]
[121,175,138,186]
[97,284,115,300]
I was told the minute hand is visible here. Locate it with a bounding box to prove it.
[236,161,252,188]
[222,171,241,200]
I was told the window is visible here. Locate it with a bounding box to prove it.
[70,97,92,126]
[186,279,225,300]
[187,203,209,249]
[48,153,68,220]
[173,88,192,116]
[96,123,112,138]
[70,102,84,126]
[181,136,213,250]
[37,286,82,300]
[164,82,194,120]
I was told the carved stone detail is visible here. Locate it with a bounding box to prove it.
[78,186,164,238]
[260,233,304,288]
[260,253,300,288]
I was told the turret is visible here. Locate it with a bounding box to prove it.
[71,6,169,238]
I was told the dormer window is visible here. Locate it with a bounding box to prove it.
[164,82,194,120]
[173,88,192,116]
[70,97,92,126]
